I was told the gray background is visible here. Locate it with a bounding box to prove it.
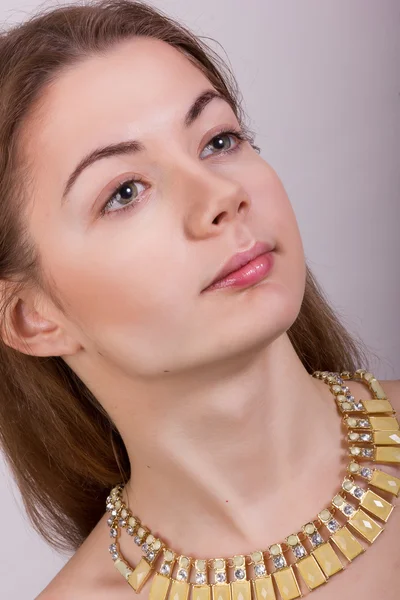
[0,1,399,597]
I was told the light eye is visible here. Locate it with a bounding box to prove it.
[200,131,242,158]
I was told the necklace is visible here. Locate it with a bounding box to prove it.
[105,369,400,600]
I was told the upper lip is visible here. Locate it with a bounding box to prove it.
[203,240,274,290]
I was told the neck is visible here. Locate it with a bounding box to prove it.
[91,333,344,557]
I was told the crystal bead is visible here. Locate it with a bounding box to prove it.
[343,504,354,516]
[118,519,126,527]
[111,509,118,517]
[134,536,142,545]
[234,568,245,579]
[327,519,339,532]
[216,572,226,583]
[107,517,114,526]
[311,532,323,546]
[196,573,206,584]
[177,569,188,581]
[359,420,370,428]
[126,526,134,535]
[360,433,372,442]
[147,551,155,562]
[293,544,306,558]
[109,544,117,553]
[111,552,119,561]
[255,564,266,577]
[354,487,364,499]
[110,528,117,538]
[273,555,286,569]
[106,502,114,511]
[160,563,171,575]
[362,448,374,457]
[360,467,372,478]
[141,543,148,553]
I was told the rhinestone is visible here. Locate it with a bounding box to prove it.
[343,504,354,516]
[141,543,149,553]
[234,568,245,580]
[110,528,117,538]
[359,420,370,428]
[111,552,119,561]
[273,555,286,569]
[216,572,226,583]
[147,551,155,562]
[106,495,112,503]
[342,386,350,393]
[111,509,118,517]
[126,526,134,535]
[160,563,171,575]
[354,487,364,499]
[107,517,114,526]
[360,433,372,442]
[293,545,306,559]
[106,503,114,511]
[311,532,323,546]
[196,573,206,584]
[109,544,117,553]
[355,403,364,410]
[362,448,374,457]
[118,519,126,527]
[177,569,188,581]
[360,467,372,478]
[134,536,142,545]
[255,564,266,577]
[327,519,339,532]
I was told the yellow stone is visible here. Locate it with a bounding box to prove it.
[233,555,245,567]
[303,523,315,535]
[114,558,132,580]
[214,559,225,570]
[369,379,387,399]
[286,535,299,546]
[196,559,207,571]
[168,579,190,600]
[252,576,276,600]
[180,557,190,569]
[371,469,400,496]
[374,431,400,445]
[149,573,171,600]
[331,526,364,561]
[269,544,281,556]
[349,461,360,473]
[348,509,383,543]
[230,580,251,600]
[164,549,175,562]
[363,372,375,382]
[369,416,399,431]
[363,399,393,414]
[318,509,332,522]
[272,566,301,600]
[375,446,400,463]
[347,417,358,428]
[295,555,326,590]
[211,582,232,600]
[128,516,136,527]
[332,494,345,507]
[251,551,263,562]
[127,557,153,592]
[192,584,212,600]
[312,542,343,577]
[360,489,394,522]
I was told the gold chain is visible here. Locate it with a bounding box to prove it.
[105,369,400,598]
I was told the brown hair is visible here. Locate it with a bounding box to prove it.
[0,0,371,554]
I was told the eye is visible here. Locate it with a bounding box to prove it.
[100,127,253,217]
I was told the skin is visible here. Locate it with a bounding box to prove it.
[2,37,398,598]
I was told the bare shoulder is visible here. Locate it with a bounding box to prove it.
[34,512,130,600]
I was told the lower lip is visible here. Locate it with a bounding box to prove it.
[203,251,274,292]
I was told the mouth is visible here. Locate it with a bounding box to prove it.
[201,240,275,292]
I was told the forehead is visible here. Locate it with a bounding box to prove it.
[22,37,216,165]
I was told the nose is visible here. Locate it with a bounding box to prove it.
[168,155,251,239]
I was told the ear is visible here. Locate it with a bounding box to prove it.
[1,292,82,357]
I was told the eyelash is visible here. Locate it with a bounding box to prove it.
[99,127,254,218]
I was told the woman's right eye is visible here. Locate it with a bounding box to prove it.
[100,178,147,217]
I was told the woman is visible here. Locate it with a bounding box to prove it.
[0,1,398,598]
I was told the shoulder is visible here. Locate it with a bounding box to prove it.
[35,512,128,600]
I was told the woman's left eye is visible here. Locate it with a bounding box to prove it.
[100,128,248,218]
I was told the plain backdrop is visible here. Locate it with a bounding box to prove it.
[0,1,399,598]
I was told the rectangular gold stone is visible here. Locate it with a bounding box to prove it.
[362,399,393,414]
[230,580,251,600]
[211,583,232,600]
[252,575,277,600]
[149,573,171,600]
[312,542,343,577]
[371,469,400,496]
[369,379,387,399]
[127,557,153,592]
[375,446,400,463]
[374,431,400,445]
[369,416,399,431]
[168,579,190,600]
[330,526,364,561]
[295,555,326,590]
[360,489,394,522]
[192,584,212,600]
[114,558,133,580]
[272,566,301,600]
[348,508,383,543]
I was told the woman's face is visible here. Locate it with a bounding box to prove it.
[21,37,306,378]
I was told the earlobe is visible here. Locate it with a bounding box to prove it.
[2,296,81,357]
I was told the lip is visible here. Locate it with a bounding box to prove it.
[202,240,275,292]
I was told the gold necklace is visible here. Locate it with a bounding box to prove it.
[105,369,400,600]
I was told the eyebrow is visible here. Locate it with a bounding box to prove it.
[61,88,227,203]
